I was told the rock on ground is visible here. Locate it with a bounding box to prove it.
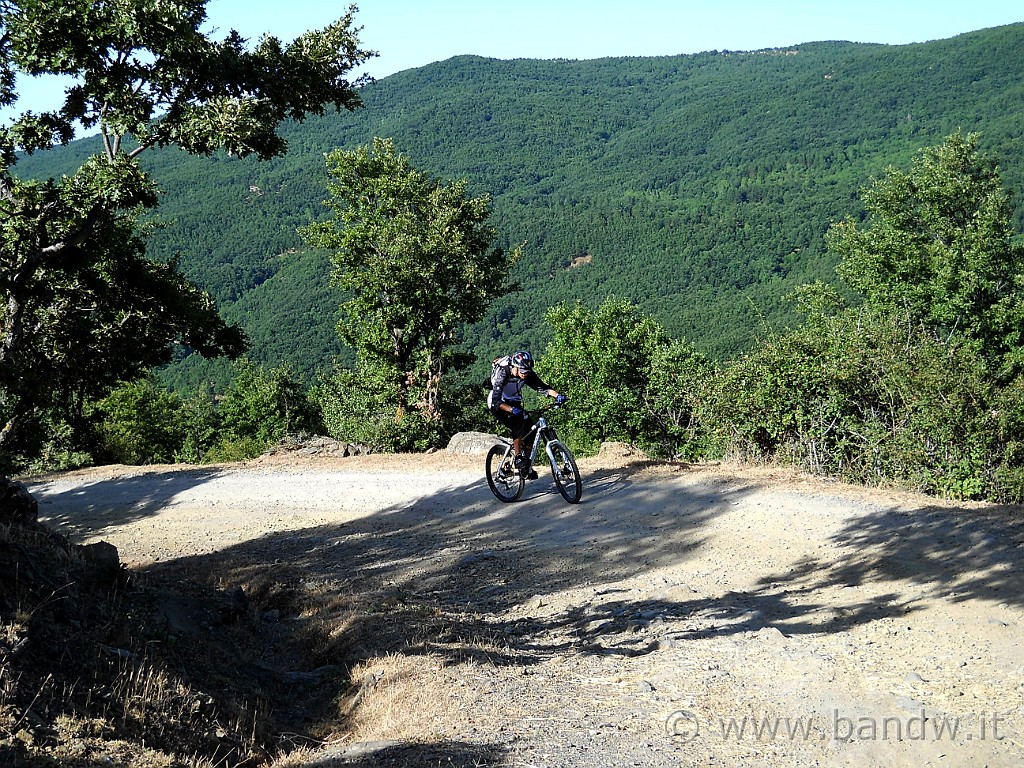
[446,431,503,455]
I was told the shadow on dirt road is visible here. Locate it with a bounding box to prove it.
[29,457,1024,766]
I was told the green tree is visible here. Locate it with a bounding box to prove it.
[300,137,519,444]
[829,132,1024,369]
[211,359,316,460]
[95,377,185,465]
[708,134,1024,501]
[177,384,220,464]
[542,298,669,453]
[646,338,716,460]
[0,1,372,464]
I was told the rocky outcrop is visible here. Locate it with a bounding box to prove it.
[264,434,372,458]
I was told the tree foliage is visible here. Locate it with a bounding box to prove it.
[95,377,185,465]
[0,0,372,162]
[300,137,519,445]
[14,27,1024,386]
[209,359,316,459]
[91,361,318,466]
[542,299,666,452]
[710,135,1024,501]
[541,298,712,458]
[0,0,373,465]
[830,132,1024,369]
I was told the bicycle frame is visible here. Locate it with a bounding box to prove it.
[520,412,558,471]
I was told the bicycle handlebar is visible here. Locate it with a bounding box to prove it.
[525,399,567,416]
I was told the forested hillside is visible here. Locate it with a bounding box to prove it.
[16,23,1024,387]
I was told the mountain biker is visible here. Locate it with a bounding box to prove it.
[488,350,566,475]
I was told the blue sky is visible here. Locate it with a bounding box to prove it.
[216,0,1024,78]
[4,0,1023,120]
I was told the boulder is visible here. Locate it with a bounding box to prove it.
[446,431,503,455]
[0,478,38,525]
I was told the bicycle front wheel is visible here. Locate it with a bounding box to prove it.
[486,444,524,502]
[548,441,582,503]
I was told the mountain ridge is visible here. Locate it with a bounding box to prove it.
[13,23,1024,387]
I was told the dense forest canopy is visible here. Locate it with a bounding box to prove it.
[14,23,1024,388]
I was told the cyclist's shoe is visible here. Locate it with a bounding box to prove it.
[513,453,537,479]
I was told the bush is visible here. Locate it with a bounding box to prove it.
[95,378,184,465]
[707,304,1024,501]
[311,362,444,452]
[176,386,220,464]
[645,339,717,460]
[542,298,669,454]
[210,360,318,460]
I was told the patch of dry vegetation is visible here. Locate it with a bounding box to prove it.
[0,480,350,767]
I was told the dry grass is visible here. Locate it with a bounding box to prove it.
[0,516,302,767]
[338,653,468,742]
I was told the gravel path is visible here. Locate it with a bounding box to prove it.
[27,449,1024,767]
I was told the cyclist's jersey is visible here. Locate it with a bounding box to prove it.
[488,356,551,410]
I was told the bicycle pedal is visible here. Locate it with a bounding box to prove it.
[526,469,538,480]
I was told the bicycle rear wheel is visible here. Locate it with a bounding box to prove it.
[486,444,525,502]
[548,441,582,503]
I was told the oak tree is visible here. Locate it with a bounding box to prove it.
[0,0,373,461]
[301,138,518,444]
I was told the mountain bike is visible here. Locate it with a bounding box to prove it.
[485,401,582,503]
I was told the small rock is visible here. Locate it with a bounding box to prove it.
[753,626,786,641]
[312,740,404,762]
[457,550,496,568]
[893,695,926,712]
[80,541,121,576]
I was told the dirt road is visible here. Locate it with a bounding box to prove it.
[27,447,1024,767]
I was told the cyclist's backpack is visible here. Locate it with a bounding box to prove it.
[481,355,512,391]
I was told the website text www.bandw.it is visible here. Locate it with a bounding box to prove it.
[665,709,1008,743]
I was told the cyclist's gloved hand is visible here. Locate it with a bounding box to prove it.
[510,406,523,417]
[555,394,567,405]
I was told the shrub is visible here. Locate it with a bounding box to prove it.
[542,298,668,454]
[645,339,717,460]
[95,378,184,465]
[707,303,1024,500]
[311,361,446,452]
[176,386,220,464]
[210,360,317,459]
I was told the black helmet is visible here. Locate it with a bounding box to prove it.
[511,350,533,371]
